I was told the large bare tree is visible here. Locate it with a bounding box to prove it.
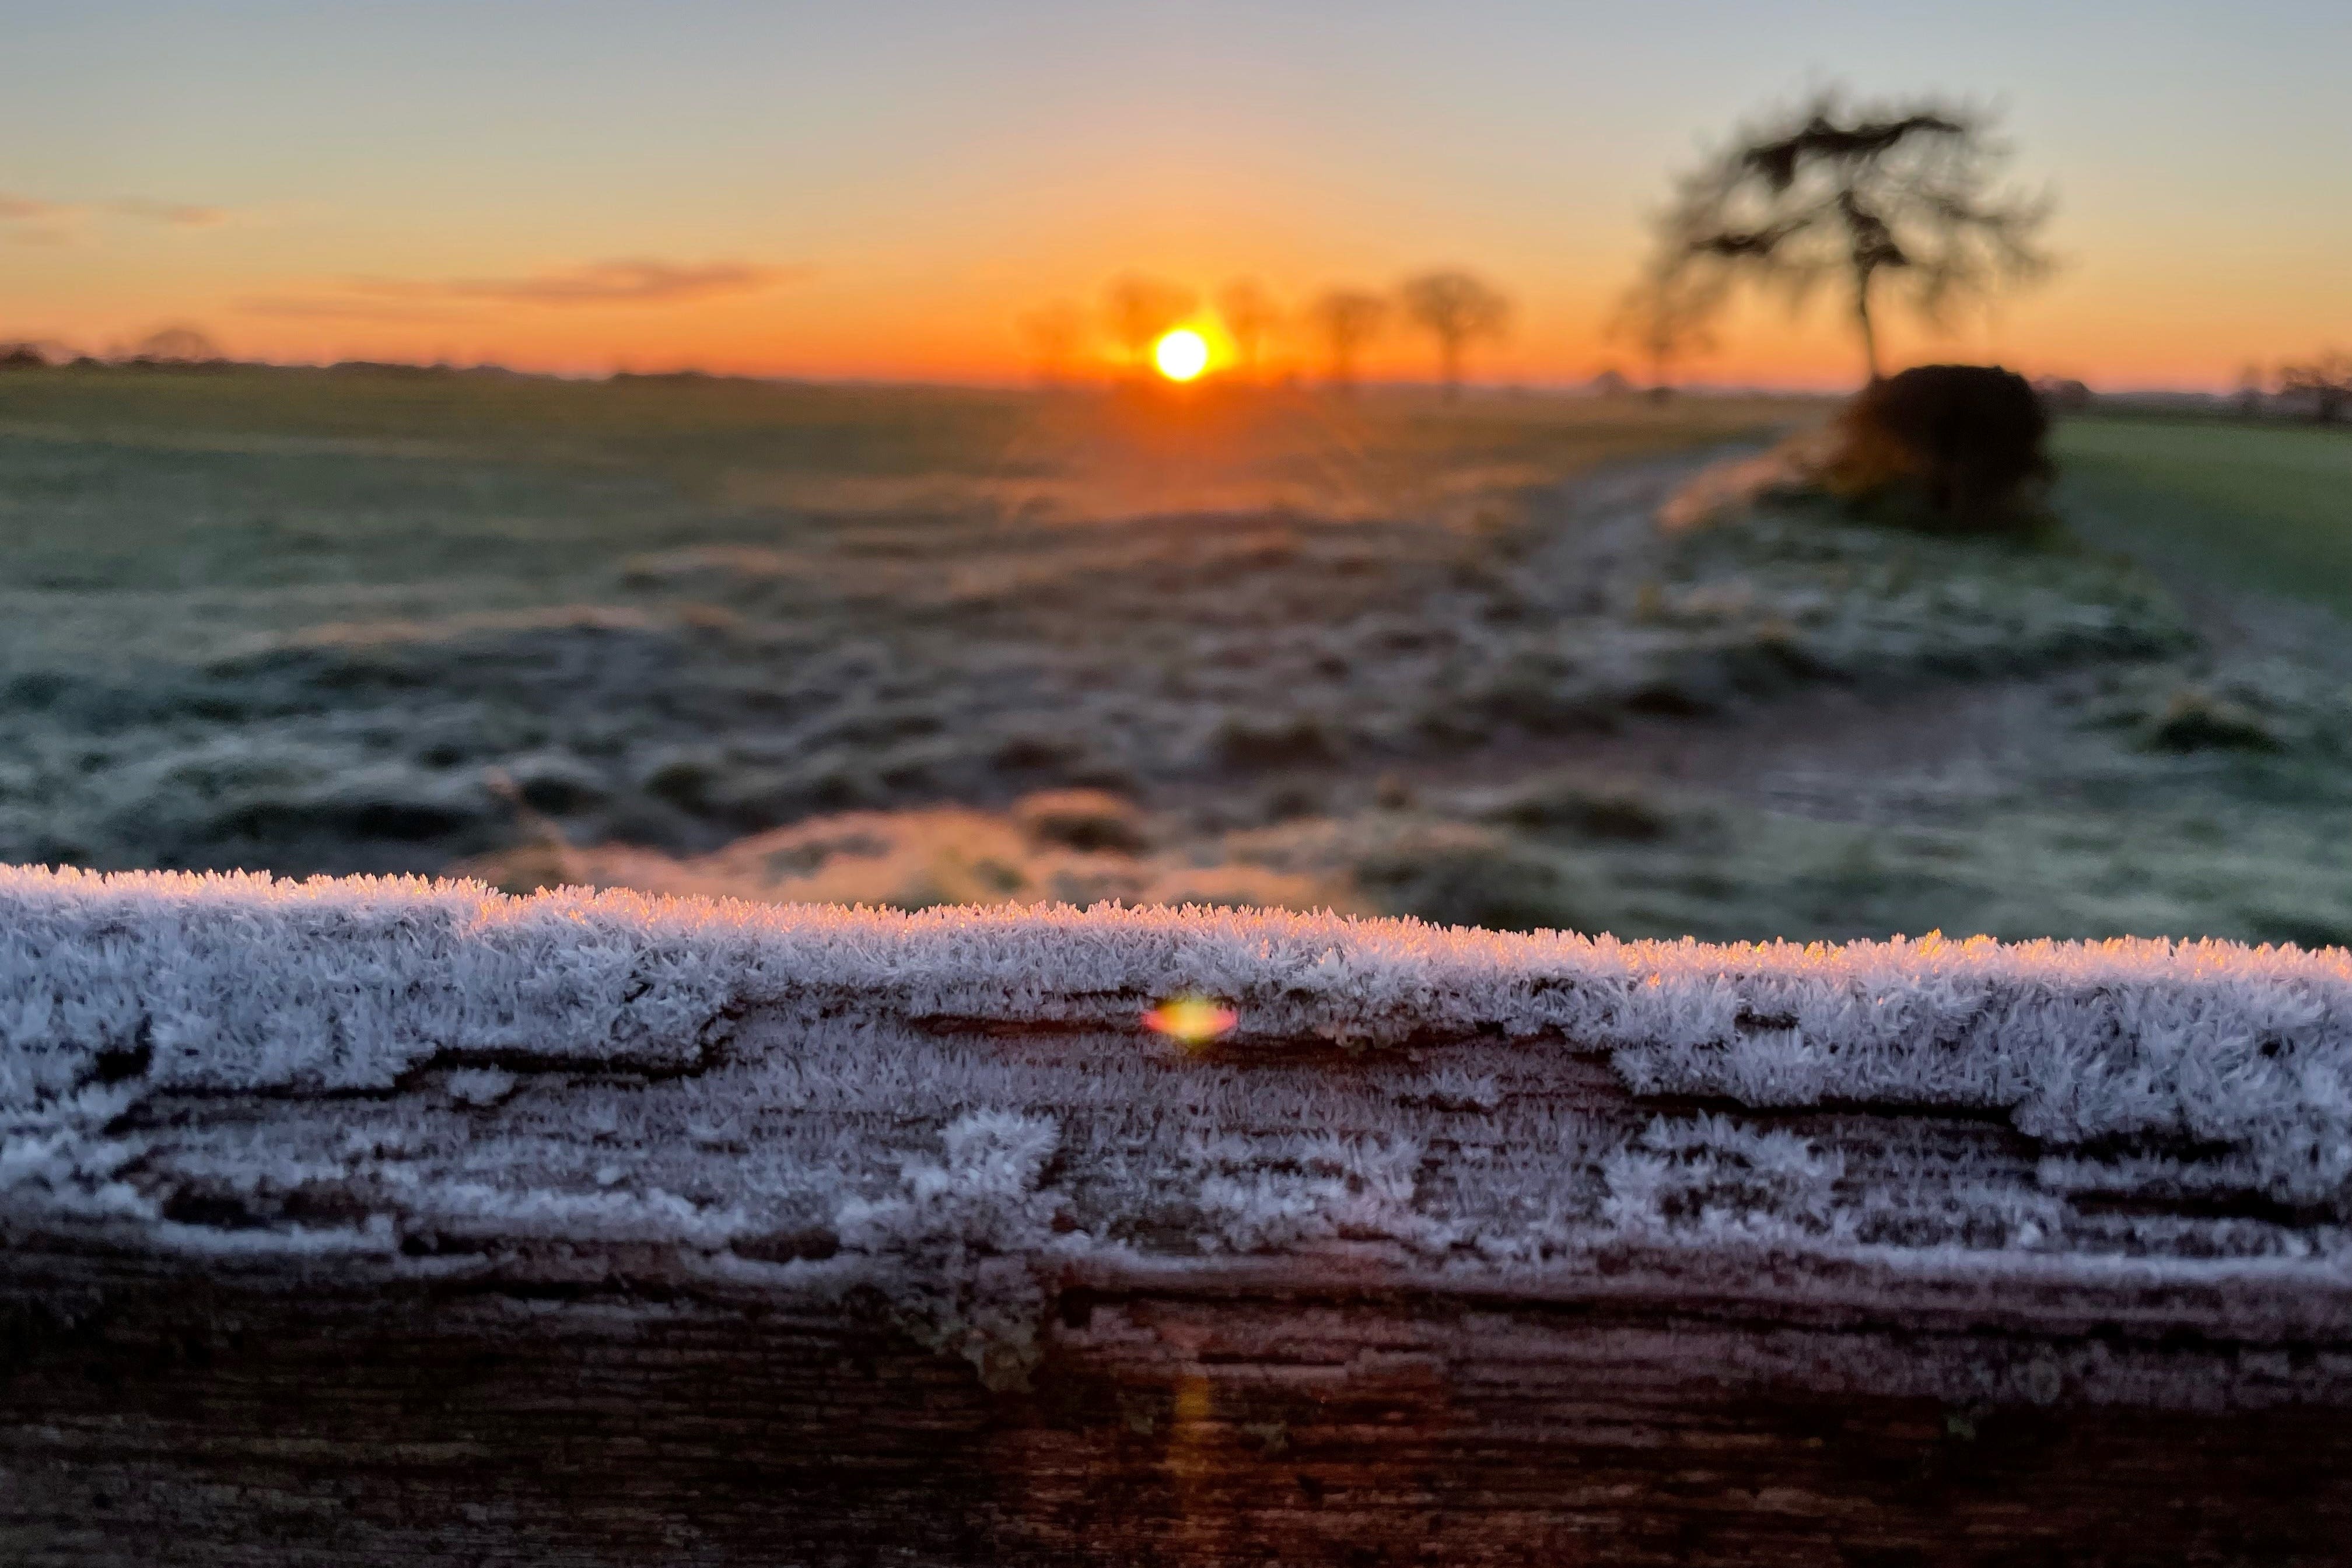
[1398,269,1510,399]
[1100,274,1198,374]
[1642,91,2053,382]
[1304,287,1388,390]
[1216,278,1280,382]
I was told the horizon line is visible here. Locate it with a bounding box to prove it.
[0,347,2269,402]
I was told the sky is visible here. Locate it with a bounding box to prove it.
[2,0,2346,389]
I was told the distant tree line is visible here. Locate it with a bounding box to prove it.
[1017,268,1513,397]
[0,326,229,369]
[1023,92,2069,400]
[2273,352,2350,423]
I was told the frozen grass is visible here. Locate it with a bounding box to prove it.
[2054,416,2352,612]
[452,793,1356,914]
[4,363,2348,947]
[0,369,1824,873]
[0,369,2170,879]
[457,690,2352,952]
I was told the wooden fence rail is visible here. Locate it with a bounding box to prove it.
[3,868,2348,1563]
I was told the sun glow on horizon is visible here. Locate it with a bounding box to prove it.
[1153,328,1210,383]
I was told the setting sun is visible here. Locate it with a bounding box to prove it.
[1153,328,1210,382]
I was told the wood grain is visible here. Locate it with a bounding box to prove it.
[5,1019,2349,1566]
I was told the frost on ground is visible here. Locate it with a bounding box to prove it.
[6,866,2348,1390]
[0,387,2182,882]
[5,372,2350,946]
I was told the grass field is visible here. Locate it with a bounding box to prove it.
[2,362,2348,946]
[2054,415,2352,611]
[0,363,1829,862]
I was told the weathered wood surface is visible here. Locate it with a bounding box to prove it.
[4,871,2351,1563]
[5,1247,2351,1566]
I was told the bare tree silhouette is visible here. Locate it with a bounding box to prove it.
[130,325,226,365]
[1017,300,1086,385]
[1101,274,1198,374]
[1641,90,2053,383]
[1398,270,1510,400]
[1305,288,1388,391]
[2279,351,2351,423]
[1609,261,1718,395]
[1216,278,1280,382]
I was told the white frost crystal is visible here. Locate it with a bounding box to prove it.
[4,865,2348,1382]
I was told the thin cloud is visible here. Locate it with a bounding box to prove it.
[2,191,236,244]
[356,258,809,307]
[109,198,233,229]
[0,194,86,245]
[239,258,810,324]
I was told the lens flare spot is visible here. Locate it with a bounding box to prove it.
[1153,328,1210,382]
[1144,995,1238,1045]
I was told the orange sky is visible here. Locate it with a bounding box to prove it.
[4,2,2347,390]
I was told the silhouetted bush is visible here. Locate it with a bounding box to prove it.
[1820,365,2053,533]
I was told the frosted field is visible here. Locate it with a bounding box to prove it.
[2,364,2348,944]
